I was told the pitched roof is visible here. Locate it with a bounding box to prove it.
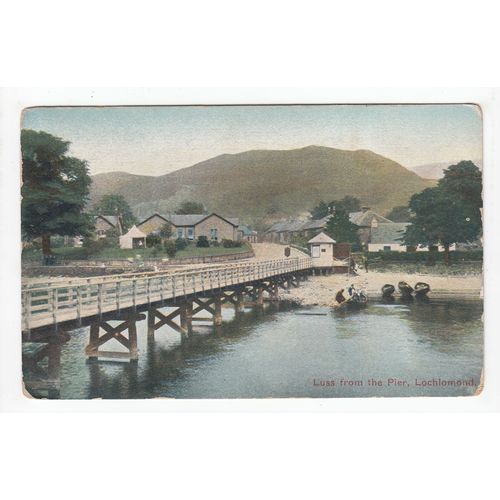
[122,225,146,238]
[139,212,239,227]
[308,232,336,244]
[349,210,392,226]
[370,222,410,244]
[95,215,120,227]
[238,224,257,236]
[265,216,328,233]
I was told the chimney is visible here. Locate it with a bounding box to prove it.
[371,218,378,229]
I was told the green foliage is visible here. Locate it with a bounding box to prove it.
[438,161,482,209]
[146,234,162,247]
[311,196,362,219]
[175,238,188,250]
[164,240,177,258]
[366,250,483,263]
[175,201,205,214]
[403,161,482,260]
[324,208,361,249]
[93,194,137,231]
[158,222,173,240]
[222,239,243,248]
[385,205,411,222]
[104,227,120,247]
[21,129,93,254]
[196,235,210,247]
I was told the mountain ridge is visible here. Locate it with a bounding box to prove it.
[89,145,435,227]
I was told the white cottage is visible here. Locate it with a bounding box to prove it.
[308,232,336,269]
[119,225,147,249]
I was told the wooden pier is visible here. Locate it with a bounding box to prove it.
[22,257,313,366]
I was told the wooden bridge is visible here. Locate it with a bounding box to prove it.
[22,257,313,372]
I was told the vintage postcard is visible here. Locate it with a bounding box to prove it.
[20,104,483,399]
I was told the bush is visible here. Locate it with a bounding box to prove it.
[222,239,243,248]
[196,235,210,248]
[164,240,177,258]
[211,240,220,247]
[146,234,162,247]
[175,238,188,250]
[366,250,483,263]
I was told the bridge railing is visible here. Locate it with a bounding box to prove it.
[22,257,313,331]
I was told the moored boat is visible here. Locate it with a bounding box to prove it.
[398,281,414,298]
[382,284,395,297]
[414,282,430,296]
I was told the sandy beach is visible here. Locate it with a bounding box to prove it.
[279,270,483,306]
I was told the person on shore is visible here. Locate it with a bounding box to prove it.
[363,255,369,273]
[335,289,346,304]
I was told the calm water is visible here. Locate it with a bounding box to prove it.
[23,298,483,399]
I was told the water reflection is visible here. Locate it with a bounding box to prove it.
[22,298,483,399]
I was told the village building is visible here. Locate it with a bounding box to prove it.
[119,225,147,249]
[367,222,410,252]
[237,224,258,243]
[263,207,391,246]
[349,207,392,247]
[308,232,335,269]
[137,213,240,241]
[94,215,123,238]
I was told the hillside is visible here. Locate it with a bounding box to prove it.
[408,159,483,180]
[89,146,434,226]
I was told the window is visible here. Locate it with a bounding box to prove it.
[312,245,320,257]
[383,245,391,252]
[187,227,194,240]
[210,228,218,240]
[177,228,185,239]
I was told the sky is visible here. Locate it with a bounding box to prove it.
[22,104,482,176]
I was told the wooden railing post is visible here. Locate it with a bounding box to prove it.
[98,283,103,317]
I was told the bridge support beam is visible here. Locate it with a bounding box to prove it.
[85,312,144,361]
[23,331,69,399]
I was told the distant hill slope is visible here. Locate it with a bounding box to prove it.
[89,146,434,226]
[408,159,483,180]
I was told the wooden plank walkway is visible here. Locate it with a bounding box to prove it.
[22,258,313,331]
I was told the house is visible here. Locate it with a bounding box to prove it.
[308,232,335,268]
[119,225,147,249]
[349,207,392,247]
[263,216,330,243]
[367,222,410,252]
[237,224,258,243]
[263,207,392,246]
[137,213,240,241]
[94,215,123,238]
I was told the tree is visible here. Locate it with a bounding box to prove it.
[336,195,361,213]
[403,188,481,265]
[438,161,482,213]
[311,200,330,219]
[311,196,362,219]
[93,194,137,231]
[385,205,411,222]
[158,222,173,240]
[21,130,92,256]
[403,161,482,265]
[324,208,361,249]
[175,201,205,214]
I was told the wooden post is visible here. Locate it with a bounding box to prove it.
[147,308,155,339]
[256,285,264,307]
[185,300,193,332]
[235,290,244,312]
[214,294,222,325]
[128,319,138,361]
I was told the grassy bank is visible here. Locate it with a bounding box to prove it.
[22,242,252,262]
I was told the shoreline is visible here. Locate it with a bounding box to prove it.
[279,270,482,306]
